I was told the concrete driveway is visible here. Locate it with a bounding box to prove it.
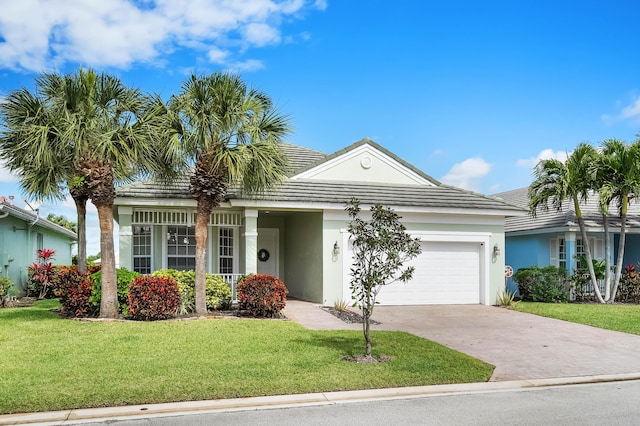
[285,301,640,381]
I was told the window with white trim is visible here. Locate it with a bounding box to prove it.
[167,226,195,271]
[133,225,152,274]
[219,228,234,274]
[558,237,566,270]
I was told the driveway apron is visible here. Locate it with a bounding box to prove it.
[285,301,640,382]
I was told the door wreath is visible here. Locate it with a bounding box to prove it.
[258,248,270,262]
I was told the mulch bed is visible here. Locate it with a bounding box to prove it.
[322,307,380,325]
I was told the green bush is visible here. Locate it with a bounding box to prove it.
[91,268,141,315]
[152,269,232,313]
[0,276,13,308]
[128,275,181,321]
[513,265,568,303]
[206,275,233,311]
[237,274,287,317]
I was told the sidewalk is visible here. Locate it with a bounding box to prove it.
[3,374,640,425]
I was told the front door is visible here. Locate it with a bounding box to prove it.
[257,228,279,277]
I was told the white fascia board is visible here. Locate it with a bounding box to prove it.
[114,198,233,209]
[291,143,434,186]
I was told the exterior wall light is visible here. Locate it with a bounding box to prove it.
[333,241,340,255]
[493,243,500,256]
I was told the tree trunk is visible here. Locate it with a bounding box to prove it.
[603,214,611,302]
[96,203,118,318]
[194,198,214,316]
[72,192,88,275]
[611,197,629,302]
[575,198,605,303]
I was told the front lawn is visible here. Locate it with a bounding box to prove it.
[512,302,640,335]
[0,300,493,414]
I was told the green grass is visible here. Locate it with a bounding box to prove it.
[0,300,493,414]
[512,302,640,335]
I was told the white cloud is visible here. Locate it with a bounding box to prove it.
[0,159,20,182]
[243,23,281,47]
[601,94,640,125]
[516,149,569,168]
[440,157,492,192]
[0,0,323,72]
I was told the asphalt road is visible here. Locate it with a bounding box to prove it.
[77,379,640,426]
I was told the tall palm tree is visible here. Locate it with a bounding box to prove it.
[529,143,604,303]
[1,68,158,318]
[158,72,291,315]
[0,85,90,274]
[597,139,640,301]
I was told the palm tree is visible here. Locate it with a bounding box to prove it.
[1,68,159,318]
[529,143,605,303]
[158,72,291,315]
[597,139,640,301]
[0,85,90,274]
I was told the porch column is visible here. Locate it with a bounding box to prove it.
[565,232,576,274]
[118,206,133,270]
[243,209,258,275]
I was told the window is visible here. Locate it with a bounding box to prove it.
[219,228,234,274]
[133,225,152,274]
[576,237,596,270]
[167,226,195,271]
[558,237,566,270]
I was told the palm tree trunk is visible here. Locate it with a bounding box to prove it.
[194,199,214,315]
[71,191,88,275]
[611,197,629,301]
[575,198,605,303]
[96,203,118,318]
[603,214,611,302]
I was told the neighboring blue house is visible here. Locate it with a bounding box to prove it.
[0,197,77,295]
[493,187,640,294]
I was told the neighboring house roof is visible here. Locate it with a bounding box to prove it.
[493,187,640,233]
[0,200,77,239]
[115,140,525,215]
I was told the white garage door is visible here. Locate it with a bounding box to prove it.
[353,241,482,305]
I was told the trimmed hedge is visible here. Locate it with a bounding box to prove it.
[55,266,95,317]
[237,274,287,317]
[151,269,232,313]
[513,265,568,303]
[128,276,181,321]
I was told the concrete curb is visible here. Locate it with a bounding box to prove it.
[3,373,640,425]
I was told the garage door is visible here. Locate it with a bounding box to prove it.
[348,241,481,305]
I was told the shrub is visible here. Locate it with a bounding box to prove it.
[616,264,640,303]
[206,275,233,311]
[0,276,13,308]
[128,275,181,321]
[152,269,232,313]
[237,274,287,317]
[27,249,58,299]
[513,265,568,303]
[54,266,95,317]
[91,268,140,315]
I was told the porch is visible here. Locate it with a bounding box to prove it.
[115,206,326,303]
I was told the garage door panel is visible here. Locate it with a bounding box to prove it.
[375,241,481,305]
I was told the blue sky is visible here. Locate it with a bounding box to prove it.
[1,0,639,255]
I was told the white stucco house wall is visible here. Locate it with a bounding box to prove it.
[114,138,525,306]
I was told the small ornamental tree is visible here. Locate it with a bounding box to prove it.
[346,199,421,359]
[27,249,57,299]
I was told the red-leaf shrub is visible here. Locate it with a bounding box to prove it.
[237,274,287,317]
[128,276,181,321]
[54,266,96,317]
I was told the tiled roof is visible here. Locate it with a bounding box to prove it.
[115,142,524,214]
[279,143,327,176]
[493,187,640,233]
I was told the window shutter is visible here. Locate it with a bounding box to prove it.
[550,238,557,267]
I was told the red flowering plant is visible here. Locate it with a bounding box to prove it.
[27,249,58,299]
